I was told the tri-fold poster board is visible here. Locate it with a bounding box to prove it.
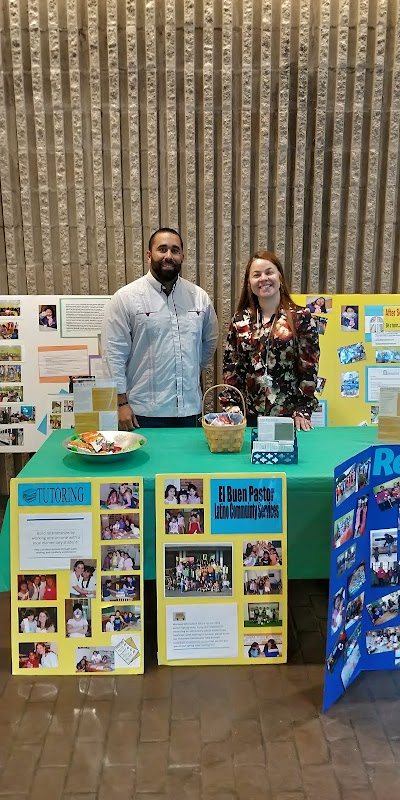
[10,476,144,674]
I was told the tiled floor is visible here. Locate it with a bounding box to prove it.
[1,581,400,799]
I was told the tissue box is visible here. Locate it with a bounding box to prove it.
[251,429,298,464]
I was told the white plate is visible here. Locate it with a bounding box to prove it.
[62,430,147,461]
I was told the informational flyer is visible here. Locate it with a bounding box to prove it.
[324,444,400,710]
[10,476,144,675]
[156,472,287,666]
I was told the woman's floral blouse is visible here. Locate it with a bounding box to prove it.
[222,304,320,418]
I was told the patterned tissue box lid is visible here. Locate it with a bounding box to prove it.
[250,429,299,465]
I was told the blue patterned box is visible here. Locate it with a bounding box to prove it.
[251,429,298,465]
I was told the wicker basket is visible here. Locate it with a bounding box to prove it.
[202,384,247,453]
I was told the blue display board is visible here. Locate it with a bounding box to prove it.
[323,445,400,711]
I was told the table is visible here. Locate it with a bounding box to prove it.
[0,425,377,591]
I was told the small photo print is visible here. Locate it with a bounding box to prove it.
[341,371,359,397]
[0,344,21,361]
[366,626,400,654]
[38,304,57,330]
[100,482,139,510]
[315,316,328,335]
[316,376,326,394]
[344,621,362,661]
[101,544,140,571]
[331,587,345,635]
[243,569,282,596]
[101,574,139,601]
[306,296,332,314]
[0,321,18,339]
[70,559,97,599]
[0,385,23,402]
[243,539,282,567]
[51,400,62,414]
[341,305,359,331]
[336,543,356,577]
[19,607,57,634]
[370,528,398,586]
[347,562,366,598]
[355,495,369,538]
[165,543,232,597]
[65,599,92,638]
[341,642,361,689]
[245,634,283,659]
[19,642,58,669]
[63,398,74,413]
[357,458,371,490]
[165,508,204,535]
[0,364,21,382]
[49,414,61,430]
[373,478,400,511]
[326,630,347,673]
[18,574,57,601]
[0,405,35,424]
[164,478,203,505]
[102,604,141,632]
[0,428,24,446]
[76,647,115,673]
[366,589,400,625]
[345,593,364,630]
[333,510,354,549]
[244,601,282,627]
[335,462,357,506]
[100,512,140,540]
[338,343,366,365]
[0,301,20,316]
[376,349,400,364]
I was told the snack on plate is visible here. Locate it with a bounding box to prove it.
[68,432,122,454]
[204,412,244,426]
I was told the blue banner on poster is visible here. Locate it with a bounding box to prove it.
[323,443,400,712]
[210,478,283,534]
[17,482,92,507]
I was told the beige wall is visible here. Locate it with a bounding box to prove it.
[0,0,400,484]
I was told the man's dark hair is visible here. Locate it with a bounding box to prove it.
[148,228,184,251]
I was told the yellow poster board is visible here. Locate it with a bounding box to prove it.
[156,472,287,665]
[10,476,144,675]
[292,293,400,427]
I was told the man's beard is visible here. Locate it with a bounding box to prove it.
[150,258,181,283]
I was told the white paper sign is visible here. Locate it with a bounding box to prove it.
[378,387,400,417]
[366,368,400,402]
[166,603,238,660]
[19,512,92,570]
[60,297,111,338]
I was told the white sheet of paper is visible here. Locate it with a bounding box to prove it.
[311,402,327,427]
[367,368,400,402]
[38,347,89,378]
[166,603,238,661]
[378,387,400,416]
[19,512,92,570]
[73,381,94,412]
[372,331,400,346]
[60,297,111,338]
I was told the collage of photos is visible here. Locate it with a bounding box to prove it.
[164,544,232,596]
[0,303,24,448]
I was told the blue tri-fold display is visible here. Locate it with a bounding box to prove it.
[323,444,400,711]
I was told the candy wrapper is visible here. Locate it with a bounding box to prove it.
[204,412,244,426]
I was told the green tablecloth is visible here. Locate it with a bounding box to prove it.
[0,425,377,591]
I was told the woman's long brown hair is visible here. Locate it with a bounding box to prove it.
[236,250,296,334]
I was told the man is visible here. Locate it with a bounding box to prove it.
[102,228,219,428]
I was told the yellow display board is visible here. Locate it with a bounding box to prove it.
[292,294,400,427]
[156,473,287,665]
[10,476,144,675]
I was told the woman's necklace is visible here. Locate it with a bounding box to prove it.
[258,308,277,389]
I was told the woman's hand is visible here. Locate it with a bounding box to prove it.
[293,413,313,432]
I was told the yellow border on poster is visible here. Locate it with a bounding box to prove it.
[156,472,288,666]
[10,476,144,675]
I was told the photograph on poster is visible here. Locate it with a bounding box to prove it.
[306,295,332,314]
[366,589,400,625]
[315,316,328,335]
[0,428,24,446]
[0,344,21,361]
[345,593,364,630]
[338,343,366,365]
[101,574,139,601]
[19,642,58,669]
[340,371,359,397]
[335,462,357,506]
[341,305,359,331]
[316,376,326,394]
[164,544,233,597]
[64,398,74,412]
[0,322,18,339]
[65,599,91,638]
[0,301,20,316]
[19,607,57,634]
[51,401,61,414]
[243,540,282,567]
[244,634,283,658]
[165,508,204,535]
[344,622,362,660]
[100,483,140,510]
[70,559,97,599]
[376,349,400,363]
[0,364,21,382]
[336,543,356,577]
[333,510,354,549]
[366,626,400,654]
[348,562,366,597]
[100,512,140,540]
[102,605,141,632]
[49,414,61,430]
[17,574,57,601]
[357,458,371,489]
[331,587,345,634]
[244,601,282,627]
[370,528,398,586]
[0,385,23,402]
[76,647,115,673]
[354,495,369,538]
[0,406,35,424]
[341,643,361,689]
[373,479,400,511]
[326,630,347,673]
[243,569,282,596]
[101,544,140,571]
[163,479,203,505]
[38,304,57,330]
[371,405,379,424]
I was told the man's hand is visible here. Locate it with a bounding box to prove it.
[118,403,139,430]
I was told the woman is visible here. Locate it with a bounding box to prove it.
[264,639,280,658]
[35,643,58,668]
[248,641,261,658]
[307,297,327,314]
[222,251,319,430]
[36,610,56,634]
[105,489,121,509]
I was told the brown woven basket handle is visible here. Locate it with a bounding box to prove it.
[202,384,246,418]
